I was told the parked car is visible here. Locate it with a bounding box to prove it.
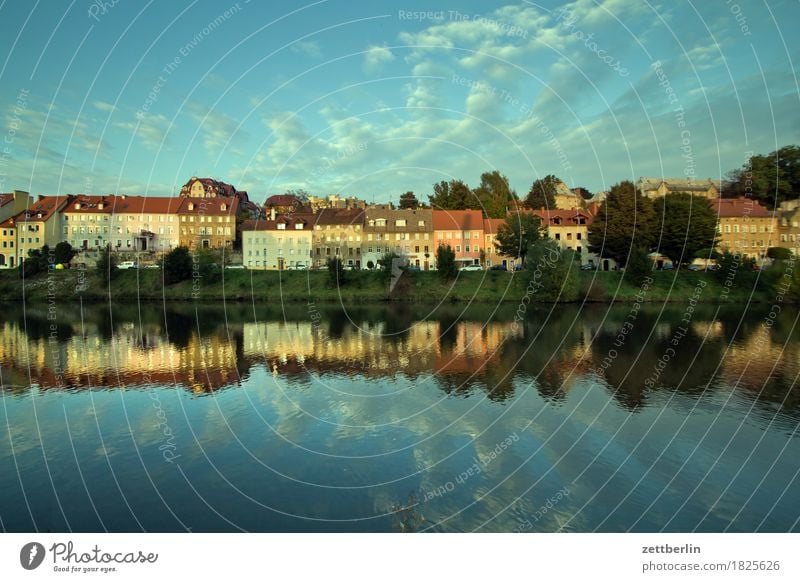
[580,263,597,271]
[687,264,702,271]
[117,261,137,270]
[143,264,160,269]
[489,264,507,271]
[460,264,483,271]
[286,264,308,270]
[225,264,245,270]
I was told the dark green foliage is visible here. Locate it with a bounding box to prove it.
[399,191,420,209]
[21,245,50,277]
[428,179,474,210]
[377,252,399,281]
[524,174,559,209]
[163,246,193,285]
[196,249,222,284]
[653,193,718,265]
[724,145,800,205]
[95,244,117,284]
[767,247,793,260]
[526,240,579,301]
[494,213,544,265]
[436,245,457,279]
[473,171,518,218]
[326,256,346,286]
[588,181,656,265]
[53,242,77,265]
[624,246,654,285]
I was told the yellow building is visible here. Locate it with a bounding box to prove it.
[241,213,314,270]
[12,196,68,263]
[533,209,600,267]
[311,209,365,268]
[637,177,721,200]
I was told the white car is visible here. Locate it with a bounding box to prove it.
[459,264,483,271]
[224,264,246,270]
[117,261,137,270]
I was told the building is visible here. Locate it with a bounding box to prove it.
[713,197,776,260]
[179,176,259,217]
[636,177,721,200]
[177,197,238,249]
[362,207,433,270]
[533,208,598,267]
[432,209,484,268]
[12,196,69,263]
[483,218,519,269]
[553,180,584,210]
[0,190,31,222]
[778,206,800,256]
[311,209,365,268]
[308,194,366,212]
[264,194,308,214]
[241,213,315,270]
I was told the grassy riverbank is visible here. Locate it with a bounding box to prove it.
[0,266,773,305]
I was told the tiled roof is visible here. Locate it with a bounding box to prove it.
[712,197,773,218]
[313,208,365,226]
[264,194,303,207]
[178,197,239,216]
[432,209,484,231]
[241,213,317,231]
[11,196,69,223]
[0,194,15,207]
[482,218,506,234]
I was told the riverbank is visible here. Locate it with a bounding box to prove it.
[0,267,774,304]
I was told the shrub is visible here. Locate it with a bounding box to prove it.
[326,257,345,287]
[96,244,117,284]
[163,246,193,285]
[435,245,457,279]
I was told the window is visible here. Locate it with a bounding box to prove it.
[555,233,561,240]
[465,245,470,252]
[395,219,406,227]
[456,245,461,252]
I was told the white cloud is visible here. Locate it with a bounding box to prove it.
[363,44,395,72]
[291,40,323,58]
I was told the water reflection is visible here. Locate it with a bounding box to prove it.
[1,302,799,420]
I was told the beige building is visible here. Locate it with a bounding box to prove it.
[241,213,314,270]
[13,196,68,263]
[714,197,776,260]
[177,197,238,250]
[637,177,720,200]
[533,209,600,267]
[362,207,433,270]
[311,209,365,268]
[778,206,800,256]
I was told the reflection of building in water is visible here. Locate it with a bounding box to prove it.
[434,321,521,374]
[0,321,241,393]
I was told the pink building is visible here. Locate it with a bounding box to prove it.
[432,209,484,267]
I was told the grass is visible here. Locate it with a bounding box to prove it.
[0,265,776,305]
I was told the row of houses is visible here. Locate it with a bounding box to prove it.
[241,206,599,271]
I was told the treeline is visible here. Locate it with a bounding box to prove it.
[724,145,800,205]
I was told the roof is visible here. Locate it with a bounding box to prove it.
[313,208,365,226]
[264,194,303,207]
[712,197,774,218]
[432,209,484,231]
[180,177,239,198]
[178,196,239,216]
[241,213,317,232]
[364,207,432,224]
[482,218,506,235]
[8,196,69,224]
[638,177,721,193]
[0,194,15,207]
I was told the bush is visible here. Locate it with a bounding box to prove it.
[767,247,793,261]
[624,246,653,285]
[163,246,193,285]
[326,257,345,287]
[195,248,222,284]
[366,260,375,270]
[54,242,77,266]
[377,252,399,282]
[21,245,50,277]
[96,244,117,284]
[436,245,457,279]
[526,240,579,301]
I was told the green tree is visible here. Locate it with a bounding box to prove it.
[196,248,222,284]
[53,242,77,266]
[399,191,420,209]
[524,174,559,209]
[163,246,193,285]
[428,179,473,210]
[652,193,718,266]
[366,260,375,270]
[326,256,346,286]
[724,145,800,205]
[435,244,457,279]
[527,240,579,301]
[473,171,518,218]
[767,247,793,260]
[494,212,544,266]
[377,251,399,281]
[588,180,656,266]
[96,244,118,284]
[21,245,50,277]
[624,245,654,284]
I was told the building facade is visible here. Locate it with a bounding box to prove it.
[713,197,776,260]
[637,177,721,200]
[532,209,596,265]
[778,206,800,257]
[13,196,69,264]
[483,218,519,269]
[362,207,433,270]
[241,214,314,270]
[432,209,484,268]
[177,197,238,249]
[311,209,365,268]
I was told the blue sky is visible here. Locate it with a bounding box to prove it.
[0,0,797,203]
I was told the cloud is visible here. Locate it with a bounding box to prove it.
[92,100,116,112]
[291,40,323,58]
[363,44,395,72]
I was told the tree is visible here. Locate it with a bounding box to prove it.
[435,244,457,279]
[652,193,718,266]
[588,180,656,266]
[724,145,800,205]
[326,257,346,286]
[524,175,559,209]
[21,245,50,277]
[377,251,399,281]
[399,191,420,209]
[96,244,117,284]
[366,260,375,270]
[196,248,221,284]
[624,245,654,284]
[527,240,579,301]
[494,213,544,266]
[163,246,192,285]
[54,242,77,266]
[473,171,518,218]
[767,247,793,260]
[428,179,473,210]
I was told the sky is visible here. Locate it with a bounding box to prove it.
[0,0,798,203]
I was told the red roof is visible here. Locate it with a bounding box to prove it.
[241,213,316,231]
[264,194,303,207]
[0,194,15,207]
[531,208,593,226]
[483,218,506,234]
[178,197,239,216]
[712,197,773,218]
[313,208,365,226]
[11,196,69,223]
[432,209,483,231]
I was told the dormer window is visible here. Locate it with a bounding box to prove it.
[277,223,286,230]
[74,203,81,210]
[220,203,227,211]
[295,223,304,229]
